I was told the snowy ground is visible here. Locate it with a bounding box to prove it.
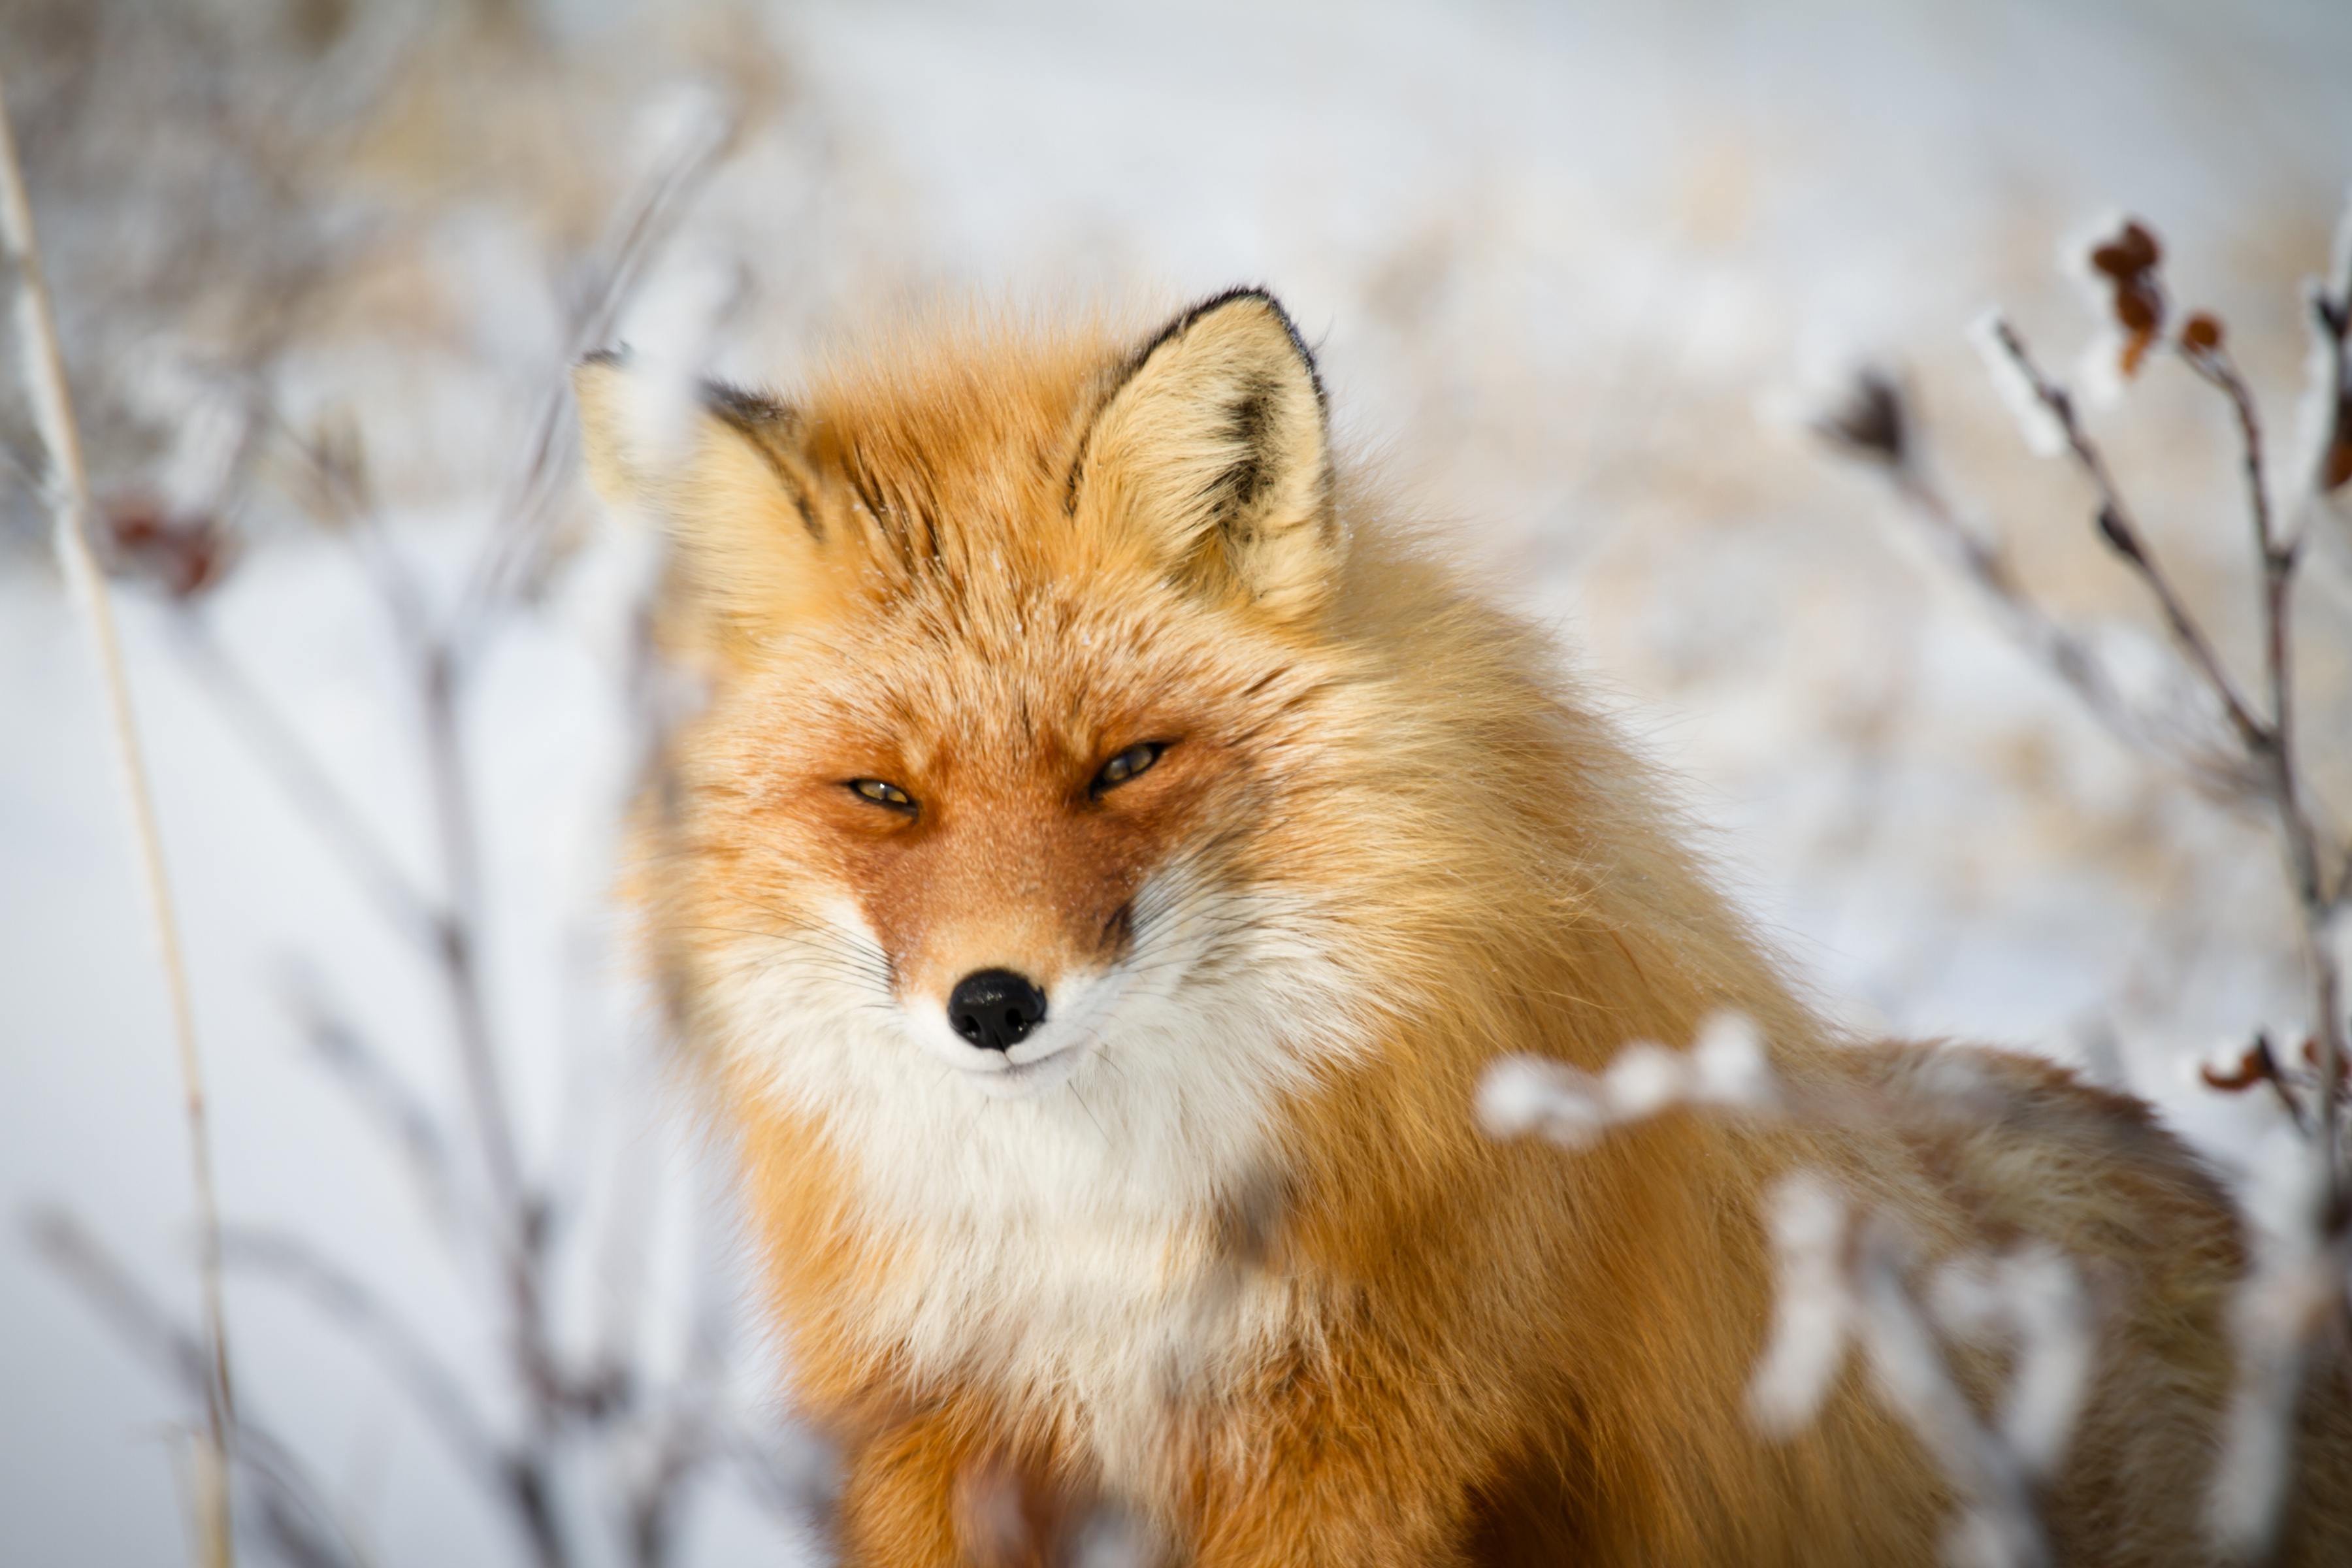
[5,1,2351,1562]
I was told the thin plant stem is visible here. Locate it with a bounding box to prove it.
[1993,317,2348,1201]
[0,73,238,1568]
[1985,319,2270,751]
[1829,382,2259,805]
[453,101,734,651]
[413,635,568,1568]
[2174,338,2347,1207]
[171,617,445,947]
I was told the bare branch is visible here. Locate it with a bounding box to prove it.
[2170,319,2348,1203]
[275,968,474,1245]
[1818,370,2261,804]
[1851,1218,2053,1568]
[1830,212,2352,1554]
[171,617,445,947]
[454,97,739,649]
[1833,306,2349,1215]
[2202,1032,2317,1135]
[1984,316,2270,754]
[2176,324,2279,561]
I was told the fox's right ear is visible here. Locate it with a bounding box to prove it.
[574,351,846,655]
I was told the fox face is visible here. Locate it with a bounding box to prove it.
[772,667,1254,1100]
[579,293,1377,1244]
[683,549,1351,1125]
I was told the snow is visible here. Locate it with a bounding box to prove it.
[1971,310,2070,459]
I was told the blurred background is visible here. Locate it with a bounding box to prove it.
[3,0,2349,1563]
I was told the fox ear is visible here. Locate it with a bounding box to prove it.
[1073,289,1339,622]
[574,351,845,655]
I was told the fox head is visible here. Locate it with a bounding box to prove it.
[578,292,1405,1216]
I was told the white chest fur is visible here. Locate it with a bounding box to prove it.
[700,876,1362,1480]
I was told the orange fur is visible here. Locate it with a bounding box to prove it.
[578,295,2351,1565]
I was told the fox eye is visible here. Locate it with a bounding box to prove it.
[848,778,915,810]
[1092,742,1163,794]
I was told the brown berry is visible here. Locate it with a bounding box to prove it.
[2200,1047,2266,1092]
[100,494,235,600]
[1818,368,1909,468]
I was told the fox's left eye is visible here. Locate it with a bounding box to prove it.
[848,778,915,810]
[1092,742,1163,794]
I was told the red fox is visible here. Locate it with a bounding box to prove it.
[576,291,2350,1565]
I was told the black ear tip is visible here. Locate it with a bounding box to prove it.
[580,345,630,370]
[1168,285,1296,340]
[1194,283,1287,319]
[700,378,795,429]
[1145,286,1325,405]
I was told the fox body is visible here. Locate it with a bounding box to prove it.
[577,293,2349,1565]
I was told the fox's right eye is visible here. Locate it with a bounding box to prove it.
[847,778,915,810]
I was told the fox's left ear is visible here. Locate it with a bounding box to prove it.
[1073,289,1339,623]
[574,350,858,661]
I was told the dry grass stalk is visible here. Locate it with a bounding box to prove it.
[0,69,238,1568]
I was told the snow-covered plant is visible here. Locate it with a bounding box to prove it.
[1,5,829,1564]
[1818,201,2352,1561]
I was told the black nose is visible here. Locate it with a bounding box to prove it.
[947,970,1048,1052]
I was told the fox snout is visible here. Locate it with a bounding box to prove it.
[883,877,1135,1067]
[830,764,1173,1081]
[946,969,1049,1052]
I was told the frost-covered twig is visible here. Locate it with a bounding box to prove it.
[1850,1219,2061,1568]
[2209,1168,2344,1560]
[0,71,240,1568]
[1477,1012,1779,1145]
[1985,317,2346,1111]
[1977,309,2352,1203]
[1825,214,2352,1185]
[1482,1024,2092,1567]
[1743,1175,2091,1568]
[1978,313,2268,754]
[1815,369,2259,803]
